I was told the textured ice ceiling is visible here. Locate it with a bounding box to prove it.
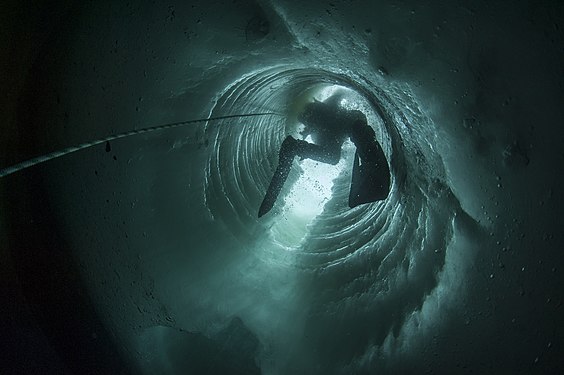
[1,0,563,374]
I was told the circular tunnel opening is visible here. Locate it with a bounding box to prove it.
[1,6,482,372]
[193,64,470,372]
[204,67,397,254]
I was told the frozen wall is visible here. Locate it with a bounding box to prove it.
[1,0,563,374]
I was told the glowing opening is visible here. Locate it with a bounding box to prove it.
[283,136,343,217]
[269,138,354,248]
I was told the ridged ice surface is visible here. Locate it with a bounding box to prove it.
[19,1,493,374]
[197,65,475,372]
[5,0,564,373]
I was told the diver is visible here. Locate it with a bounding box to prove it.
[258,92,391,217]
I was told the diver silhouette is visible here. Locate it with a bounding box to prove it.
[258,93,390,217]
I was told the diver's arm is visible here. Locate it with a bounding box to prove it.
[258,135,340,217]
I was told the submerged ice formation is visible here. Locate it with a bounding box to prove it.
[11,0,564,374]
[198,63,478,373]
[34,2,482,374]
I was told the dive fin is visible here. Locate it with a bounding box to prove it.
[348,150,390,208]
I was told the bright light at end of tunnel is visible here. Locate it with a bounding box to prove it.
[269,138,353,249]
[284,158,341,217]
[284,136,348,217]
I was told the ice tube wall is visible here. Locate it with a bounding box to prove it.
[1,1,563,374]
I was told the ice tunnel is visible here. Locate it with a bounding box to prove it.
[1,0,563,374]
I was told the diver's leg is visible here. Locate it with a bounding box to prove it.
[259,137,341,217]
[294,139,341,165]
[258,136,298,217]
[348,119,391,206]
